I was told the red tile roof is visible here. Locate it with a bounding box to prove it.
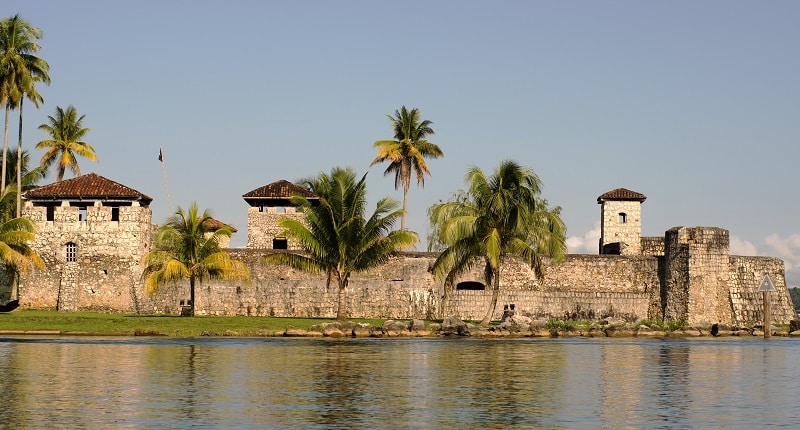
[203,217,237,233]
[24,173,153,205]
[597,188,646,203]
[242,180,319,200]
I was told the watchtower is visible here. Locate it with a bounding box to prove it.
[21,173,153,311]
[597,188,646,255]
[242,180,319,249]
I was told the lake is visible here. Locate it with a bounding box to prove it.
[0,336,798,429]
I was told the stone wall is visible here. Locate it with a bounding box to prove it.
[14,204,798,325]
[729,256,797,325]
[20,202,152,312]
[246,207,306,249]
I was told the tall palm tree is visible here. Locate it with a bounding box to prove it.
[0,15,50,192]
[430,160,567,325]
[36,105,97,182]
[0,211,45,304]
[16,79,46,216]
[0,148,46,220]
[371,106,443,230]
[264,167,418,321]
[142,202,250,316]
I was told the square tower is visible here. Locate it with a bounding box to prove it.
[242,180,319,249]
[597,188,646,255]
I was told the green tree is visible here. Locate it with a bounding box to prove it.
[371,106,443,230]
[0,148,45,220]
[0,14,50,192]
[142,202,250,316]
[264,167,418,321]
[35,105,98,182]
[0,213,45,303]
[430,160,567,325]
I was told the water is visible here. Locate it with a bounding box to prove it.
[0,336,798,429]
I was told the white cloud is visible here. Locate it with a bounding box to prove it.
[566,222,601,254]
[763,233,800,272]
[729,235,758,256]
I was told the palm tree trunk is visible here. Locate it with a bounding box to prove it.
[1,104,9,191]
[401,184,409,230]
[481,271,501,326]
[189,277,196,317]
[336,283,346,321]
[16,98,23,217]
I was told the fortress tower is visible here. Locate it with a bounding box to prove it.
[242,180,319,249]
[597,188,646,255]
[20,173,153,312]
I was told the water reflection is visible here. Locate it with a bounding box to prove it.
[0,337,798,428]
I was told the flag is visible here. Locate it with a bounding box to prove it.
[158,148,163,162]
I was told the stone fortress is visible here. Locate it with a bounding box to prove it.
[11,174,798,325]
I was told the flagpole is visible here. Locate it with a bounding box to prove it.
[159,148,172,214]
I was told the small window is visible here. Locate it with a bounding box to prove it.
[618,212,627,223]
[46,206,55,221]
[273,237,288,250]
[78,207,88,221]
[111,207,120,221]
[66,242,77,262]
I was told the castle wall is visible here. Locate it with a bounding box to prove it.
[729,256,797,325]
[20,203,152,312]
[13,198,796,325]
[246,207,305,249]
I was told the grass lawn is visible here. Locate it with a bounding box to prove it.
[0,310,387,337]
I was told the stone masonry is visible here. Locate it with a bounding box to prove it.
[11,179,798,325]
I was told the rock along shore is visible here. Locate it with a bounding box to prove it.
[280,316,800,339]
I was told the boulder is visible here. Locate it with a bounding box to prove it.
[410,319,426,332]
[382,320,409,335]
[440,317,469,336]
[352,323,374,337]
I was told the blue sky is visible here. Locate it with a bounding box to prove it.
[6,1,800,284]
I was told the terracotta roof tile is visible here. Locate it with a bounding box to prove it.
[203,217,237,233]
[24,173,152,205]
[597,188,646,203]
[242,180,318,200]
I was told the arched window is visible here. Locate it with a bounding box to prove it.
[618,212,627,223]
[65,242,77,262]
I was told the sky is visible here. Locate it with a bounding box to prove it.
[5,1,800,284]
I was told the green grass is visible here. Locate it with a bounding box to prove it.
[0,310,387,337]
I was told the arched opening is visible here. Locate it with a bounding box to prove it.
[456,281,486,291]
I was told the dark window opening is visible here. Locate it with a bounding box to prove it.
[66,242,77,262]
[111,207,120,221]
[78,207,88,221]
[46,206,55,221]
[273,238,288,250]
[456,281,486,291]
[618,212,627,223]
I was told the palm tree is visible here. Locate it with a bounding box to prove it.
[0,148,46,219]
[429,160,567,325]
[16,79,46,216]
[142,202,250,316]
[371,106,443,230]
[264,167,418,321]
[0,212,45,305]
[36,105,97,182]
[0,15,50,192]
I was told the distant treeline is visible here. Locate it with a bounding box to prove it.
[789,288,800,312]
